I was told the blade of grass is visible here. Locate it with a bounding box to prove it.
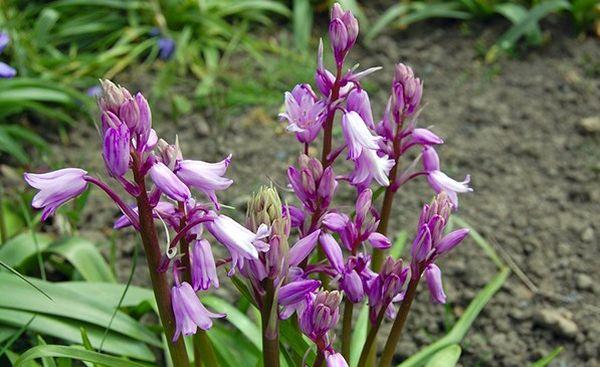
[349,304,369,367]
[14,345,146,367]
[0,314,36,359]
[451,216,504,269]
[530,346,563,367]
[0,260,53,301]
[424,344,461,367]
[18,197,46,280]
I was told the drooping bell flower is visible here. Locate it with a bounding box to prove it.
[175,155,233,208]
[326,351,349,367]
[205,214,270,274]
[171,278,224,341]
[422,146,472,207]
[287,229,321,266]
[411,128,443,146]
[0,32,16,78]
[350,148,395,188]
[103,123,131,177]
[341,111,381,160]
[279,279,321,307]
[191,239,219,291]
[24,168,89,221]
[279,84,326,144]
[329,3,358,66]
[347,88,374,129]
[424,263,446,304]
[149,162,191,202]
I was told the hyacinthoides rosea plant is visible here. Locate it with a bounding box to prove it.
[24,3,472,367]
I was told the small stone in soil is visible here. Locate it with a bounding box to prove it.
[533,308,579,338]
[575,274,593,291]
[578,116,600,134]
[581,227,594,243]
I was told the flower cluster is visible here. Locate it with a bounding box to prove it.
[23,3,473,366]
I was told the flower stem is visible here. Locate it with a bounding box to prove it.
[313,350,325,367]
[132,157,189,367]
[261,278,280,367]
[372,124,403,271]
[320,66,343,167]
[341,299,353,360]
[357,307,386,367]
[378,276,420,367]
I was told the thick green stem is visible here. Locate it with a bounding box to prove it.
[132,159,189,367]
[261,279,280,367]
[341,299,353,360]
[378,276,420,367]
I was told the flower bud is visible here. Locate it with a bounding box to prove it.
[347,88,374,129]
[392,63,422,117]
[157,138,183,170]
[135,92,152,136]
[329,3,358,66]
[119,97,140,130]
[424,263,446,304]
[99,79,131,113]
[103,124,131,177]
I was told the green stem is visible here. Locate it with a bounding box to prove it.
[133,157,189,367]
[357,307,386,367]
[378,276,421,367]
[341,299,353,360]
[261,279,280,367]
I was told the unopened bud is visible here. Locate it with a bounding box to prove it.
[99,79,131,113]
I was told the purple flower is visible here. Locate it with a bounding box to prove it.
[326,352,349,367]
[158,37,176,60]
[119,97,140,130]
[288,229,321,267]
[279,279,320,306]
[99,79,131,113]
[367,257,408,323]
[347,88,374,129]
[175,155,233,208]
[424,263,446,304]
[171,281,224,341]
[329,3,358,66]
[86,86,103,97]
[411,128,443,146]
[149,162,191,202]
[299,290,342,340]
[340,269,364,303]
[134,92,152,137]
[102,123,131,177]
[320,233,344,273]
[191,239,219,291]
[392,63,423,117]
[422,146,472,207]
[0,32,16,78]
[205,214,269,274]
[341,111,381,160]
[350,148,395,187]
[279,84,326,144]
[436,228,470,255]
[24,168,88,221]
[367,232,391,249]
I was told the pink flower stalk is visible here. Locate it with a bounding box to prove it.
[24,168,89,221]
[279,84,326,144]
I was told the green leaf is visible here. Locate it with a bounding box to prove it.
[0,314,36,358]
[398,2,472,27]
[451,216,504,269]
[0,232,54,268]
[366,4,409,41]
[398,267,510,367]
[202,296,261,350]
[389,230,408,260]
[487,0,571,60]
[0,127,28,163]
[33,8,60,45]
[494,4,542,45]
[47,237,115,282]
[14,345,146,367]
[0,274,160,348]
[424,344,461,367]
[7,350,42,367]
[0,260,53,301]
[349,304,369,367]
[293,0,313,50]
[530,346,563,367]
[0,309,154,361]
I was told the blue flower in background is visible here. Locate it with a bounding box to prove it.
[0,32,16,78]
[158,37,175,60]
